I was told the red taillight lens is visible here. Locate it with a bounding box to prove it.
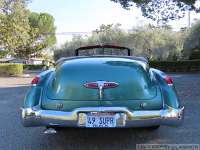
[84,81,119,89]
[31,76,40,85]
[164,75,173,85]
[104,82,118,89]
[84,82,98,89]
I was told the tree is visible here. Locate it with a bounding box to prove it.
[0,50,9,58]
[15,12,57,58]
[111,0,199,24]
[0,0,30,56]
[183,20,200,59]
[0,0,56,58]
[54,24,184,61]
[126,25,182,60]
[90,24,128,46]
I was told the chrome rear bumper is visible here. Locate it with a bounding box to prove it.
[21,106,184,128]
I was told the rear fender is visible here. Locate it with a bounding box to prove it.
[23,69,54,108]
[150,68,180,109]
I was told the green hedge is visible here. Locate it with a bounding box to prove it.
[150,60,200,72]
[0,64,23,76]
[23,64,45,70]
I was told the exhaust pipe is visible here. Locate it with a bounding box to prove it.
[44,127,57,134]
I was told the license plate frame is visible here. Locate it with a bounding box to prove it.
[85,112,117,128]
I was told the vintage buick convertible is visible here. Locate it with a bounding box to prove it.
[21,45,184,132]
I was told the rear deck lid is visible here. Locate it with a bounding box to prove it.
[46,57,157,101]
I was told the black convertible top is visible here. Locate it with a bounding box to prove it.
[56,45,147,65]
[75,45,132,56]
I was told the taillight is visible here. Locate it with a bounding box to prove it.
[103,82,118,89]
[84,82,98,89]
[84,81,119,89]
[31,76,40,85]
[164,75,173,85]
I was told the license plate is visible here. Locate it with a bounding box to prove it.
[86,113,116,128]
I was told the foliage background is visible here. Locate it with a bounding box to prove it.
[1,0,200,62]
[0,63,23,76]
[54,23,190,61]
[0,0,56,59]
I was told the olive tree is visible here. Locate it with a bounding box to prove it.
[111,0,199,24]
[183,20,200,59]
[54,24,185,61]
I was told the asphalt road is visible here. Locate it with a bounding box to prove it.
[0,73,200,150]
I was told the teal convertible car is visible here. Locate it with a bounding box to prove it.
[21,45,184,132]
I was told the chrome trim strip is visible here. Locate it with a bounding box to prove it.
[21,106,184,128]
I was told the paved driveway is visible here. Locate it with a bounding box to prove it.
[0,73,200,150]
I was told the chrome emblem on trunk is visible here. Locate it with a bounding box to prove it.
[84,81,119,99]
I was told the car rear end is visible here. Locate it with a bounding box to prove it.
[21,56,184,128]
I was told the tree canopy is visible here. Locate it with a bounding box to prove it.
[0,0,30,57]
[54,24,186,61]
[15,12,56,58]
[111,0,199,24]
[183,20,200,59]
[0,0,56,58]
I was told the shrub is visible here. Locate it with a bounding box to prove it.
[150,60,200,72]
[0,64,23,76]
[189,50,200,60]
[23,64,45,70]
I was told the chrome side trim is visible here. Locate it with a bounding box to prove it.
[21,106,184,128]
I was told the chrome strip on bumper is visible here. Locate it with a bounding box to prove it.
[21,106,184,127]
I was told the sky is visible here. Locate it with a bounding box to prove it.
[28,0,200,46]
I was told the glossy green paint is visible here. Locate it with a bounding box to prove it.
[24,86,42,108]
[151,68,180,109]
[23,69,53,108]
[47,57,156,100]
[23,57,179,111]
